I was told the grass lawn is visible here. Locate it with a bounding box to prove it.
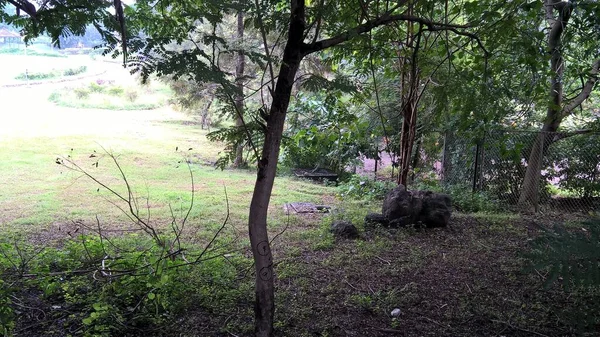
[0,62,598,337]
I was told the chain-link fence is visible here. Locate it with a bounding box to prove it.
[440,130,600,213]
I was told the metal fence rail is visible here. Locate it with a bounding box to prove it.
[440,130,600,213]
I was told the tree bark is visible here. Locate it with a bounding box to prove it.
[518,0,572,210]
[233,10,246,168]
[398,22,422,186]
[249,2,305,336]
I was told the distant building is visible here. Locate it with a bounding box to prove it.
[0,28,22,47]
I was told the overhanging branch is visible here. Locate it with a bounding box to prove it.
[561,58,600,117]
[301,13,486,56]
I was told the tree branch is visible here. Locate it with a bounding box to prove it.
[552,129,597,143]
[561,58,600,117]
[302,13,485,56]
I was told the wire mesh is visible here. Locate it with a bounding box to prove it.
[440,130,600,213]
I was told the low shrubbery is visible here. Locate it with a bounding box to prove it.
[0,234,249,336]
[338,175,500,213]
[0,46,66,58]
[48,80,171,110]
[337,175,396,201]
[442,184,500,213]
[14,66,87,81]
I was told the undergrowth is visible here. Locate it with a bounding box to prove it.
[0,234,250,336]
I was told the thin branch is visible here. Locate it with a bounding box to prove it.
[561,58,600,117]
[303,12,485,56]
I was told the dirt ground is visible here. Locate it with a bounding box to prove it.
[159,213,598,337]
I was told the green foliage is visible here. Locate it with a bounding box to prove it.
[73,87,90,99]
[546,133,600,198]
[207,119,265,169]
[62,65,87,76]
[0,278,15,336]
[337,175,396,201]
[88,81,105,93]
[0,234,249,336]
[0,46,66,58]
[282,91,372,175]
[124,88,139,102]
[48,81,168,110]
[14,65,87,80]
[107,86,125,96]
[526,219,600,290]
[443,184,499,213]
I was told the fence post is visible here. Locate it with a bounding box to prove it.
[473,140,481,193]
[533,132,545,213]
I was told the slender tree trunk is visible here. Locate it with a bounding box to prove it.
[249,2,305,336]
[398,21,422,186]
[519,1,600,210]
[233,10,246,168]
[410,135,422,183]
[518,1,571,210]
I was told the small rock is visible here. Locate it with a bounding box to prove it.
[330,220,359,239]
[364,213,388,227]
[391,308,401,317]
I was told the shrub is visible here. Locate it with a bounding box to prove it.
[14,66,87,81]
[337,175,396,201]
[443,184,499,213]
[74,87,91,99]
[107,86,125,96]
[14,70,59,80]
[125,89,139,102]
[48,91,61,102]
[0,233,249,336]
[88,81,105,93]
[62,65,87,76]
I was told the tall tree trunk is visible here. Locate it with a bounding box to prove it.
[519,1,600,210]
[518,1,571,210]
[233,10,246,168]
[397,21,422,186]
[249,2,305,336]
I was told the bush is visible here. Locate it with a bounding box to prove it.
[107,86,125,96]
[62,65,87,76]
[88,81,105,93]
[14,66,87,81]
[0,279,14,336]
[48,91,61,102]
[281,91,373,175]
[14,70,58,80]
[74,87,91,99]
[443,184,500,213]
[337,175,396,201]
